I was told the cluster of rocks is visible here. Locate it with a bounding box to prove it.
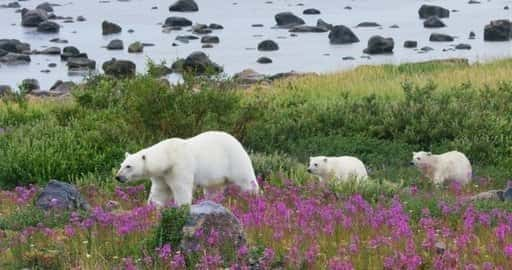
[19,78,76,97]
[470,183,512,202]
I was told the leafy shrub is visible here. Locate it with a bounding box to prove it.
[150,205,190,250]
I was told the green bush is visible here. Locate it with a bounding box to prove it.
[150,205,190,250]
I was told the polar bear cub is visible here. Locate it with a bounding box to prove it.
[307,156,368,182]
[411,151,472,186]
[115,131,260,206]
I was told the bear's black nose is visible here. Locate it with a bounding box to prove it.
[409,161,415,166]
[115,175,124,182]
[307,169,312,173]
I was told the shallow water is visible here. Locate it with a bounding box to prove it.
[0,0,511,89]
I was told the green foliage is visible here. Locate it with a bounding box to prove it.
[0,205,76,230]
[151,205,190,250]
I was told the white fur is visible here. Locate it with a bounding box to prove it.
[411,151,472,186]
[307,156,368,182]
[115,131,259,206]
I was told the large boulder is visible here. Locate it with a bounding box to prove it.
[274,12,305,28]
[423,16,446,28]
[61,46,81,61]
[363,35,394,54]
[418,4,450,19]
[180,201,245,258]
[102,58,136,77]
[0,53,31,64]
[182,51,222,75]
[67,57,96,70]
[37,21,60,33]
[328,25,359,44]
[0,39,30,53]
[484,20,512,41]
[164,16,193,27]
[106,39,124,50]
[102,20,122,35]
[429,33,454,42]
[169,0,198,12]
[257,40,279,51]
[21,78,40,91]
[35,180,90,211]
[21,8,48,27]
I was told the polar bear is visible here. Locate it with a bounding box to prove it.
[307,156,368,182]
[411,151,472,186]
[115,131,260,206]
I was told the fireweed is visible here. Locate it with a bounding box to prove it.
[0,179,511,269]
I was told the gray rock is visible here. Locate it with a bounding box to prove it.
[48,63,57,68]
[505,186,512,201]
[50,80,75,94]
[67,57,96,70]
[0,85,13,96]
[303,8,320,15]
[201,35,220,44]
[1,2,21,8]
[363,35,394,54]
[252,24,264,27]
[182,51,222,75]
[274,12,305,28]
[328,25,359,44]
[61,46,80,60]
[21,8,48,27]
[469,31,476,39]
[169,0,198,12]
[102,58,136,77]
[316,19,332,31]
[102,20,122,35]
[35,180,90,211]
[0,53,31,64]
[257,56,272,64]
[164,16,193,27]
[289,25,327,33]
[257,40,279,51]
[36,2,58,12]
[76,16,86,22]
[176,35,199,43]
[38,47,61,55]
[128,42,143,53]
[455,43,471,50]
[418,4,450,19]
[37,21,60,33]
[468,0,480,4]
[0,39,30,53]
[234,69,266,84]
[470,190,504,201]
[484,20,512,41]
[429,33,454,42]
[50,38,68,44]
[404,40,418,48]
[342,56,355,60]
[389,24,400,29]
[180,201,245,257]
[21,78,39,91]
[208,23,223,30]
[423,16,445,28]
[420,46,434,52]
[344,6,352,10]
[356,22,381,28]
[106,39,124,50]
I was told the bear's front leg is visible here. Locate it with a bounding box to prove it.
[166,173,194,206]
[148,177,173,207]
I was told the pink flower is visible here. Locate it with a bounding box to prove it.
[504,245,512,257]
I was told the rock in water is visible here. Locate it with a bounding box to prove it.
[35,180,90,210]
[106,39,124,50]
[328,25,359,44]
[182,51,222,75]
[234,69,266,84]
[102,20,122,35]
[0,39,30,53]
[180,201,245,257]
[169,0,199,12]
[128,42,143,53]
[274,12,305,28]
[102,58,136,77]
[21,8,48,27]
[423,16,446,28]
[37,21,60,33]
[404,40,418,48]
[484,20,512,41]
[429,33,454,42]
[363,36,394,54]
[418,4,450,19]
[257,56,272,64]
[257,40,279,51]
[21,78,39,91]
[164,16,193,27]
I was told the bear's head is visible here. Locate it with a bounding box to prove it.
[411,151,432,168]
[307,156,329,177]
[115,152,147,183]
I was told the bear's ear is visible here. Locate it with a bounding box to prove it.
[142,155,146,161]
[125,152,131,158]
[323,158,328,163]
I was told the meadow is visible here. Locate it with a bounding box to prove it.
[1,58,512,269]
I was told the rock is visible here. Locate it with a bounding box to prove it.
[484,20,512,41]
[36,2,57,12]
[268,71,309,81]
[21,78,39,91]
[1,2,20,8]
[423,16,445,28]
[404,40,418,48]
[234,69,266,84]
[0,39,30,53]
[356,22,381,28]
[38,47,61,55]
[180,201,245,258]
[192,24,212,34]
[0,53,31,64]
[37,21,60,33]
[274,12,305,28]
[420,46,434,52]
[455,43,471,50]
[176,35,199,43]
[252,24,264,27]
[169,0,198,12]
[469,31,476,39]
[209,23,223,30]
[127,29,134,33]
[303,8,320,15]
[202,44,213,49]
[468,0,480,4]
[182,51,222,75]
[429,33,454,42]
[389,24,400,29]
[289,25,327,33]
[48,63,57,68]
[76,16,86,22]
[50,80,75,94]
[504,186,512,201]
[342,56,355,60]
[257,40,279,51]
[128,42,143,53]
[35,180,90,211]
[102,20,122,35]
[201,35,219,44]
[67,57,96,70]
[344,6,352,10]
[257,56,272,64]
[470,190,504,201]
[61,46,80,61]
[505,6,510,10]
[171,58,185,72]
[418,4,450,19]
[21,8,48,27]
[50,38,68,44]
[106,39,124,50]
[0,85,13,96]
[102,58,136,77]
[317,19,332,31]
[328,25,359,44]
[363,35,394,54]
[164,16,193,27]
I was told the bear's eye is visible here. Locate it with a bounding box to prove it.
[126,165,131,169]
[416,157,421,160]
[314,163,318,167]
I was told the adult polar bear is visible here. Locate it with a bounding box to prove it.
[115,131,259,206]
[411,151,472,186]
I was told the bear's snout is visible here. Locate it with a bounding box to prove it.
[116,175,127,183]
[409,161,415,166]
[307,168,312,173]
